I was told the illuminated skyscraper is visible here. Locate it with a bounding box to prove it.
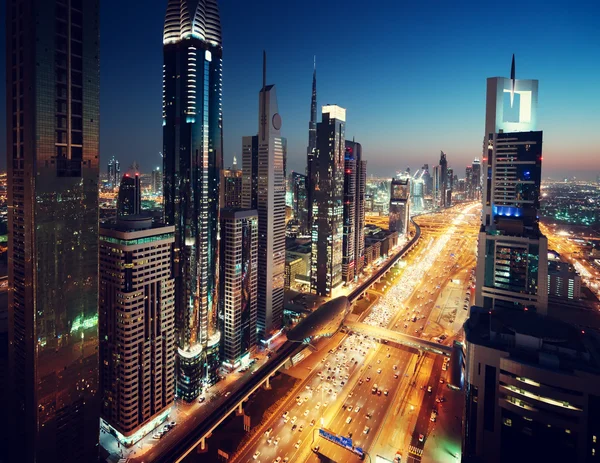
[291,172,308,234]
[219,210,258,369]
[475,56,547,314]
[311,106,346,296]
[222,167,243,209]
[342,146,357,283]
[151,166,163,194]
[6,0,100,460]
[99,217,175,445]
[243,53,286,338]
[389,176,411,237]
[108,156,121,189]
[472,158,482,199]
[162,0,223,400]
[439,151,448,207]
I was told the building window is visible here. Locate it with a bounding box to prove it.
[503,417,512,427]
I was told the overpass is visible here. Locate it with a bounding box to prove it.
[344,321,453,357]
[149,220,423,462]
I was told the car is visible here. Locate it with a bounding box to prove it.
[275,457,282,463]
[198,396,206,403]
[377,359,381,364]
[265,427,273,437]
[274,436,281,446]
[366,377,371,382]
[393,365,398,370]
[291,416,297,425]
[363,426,370,434]
[298,425,304,433]
[323,402,328,408]
[282,411,289,419]
[384,389,389,396]
[440,378,445,384]
[152,434,161,440]
[377,368,382,374]
[303,409,309,417]
[315,402,321,409]
[312,445,320,453]
[355,406,361,413]
[253,451,261,460]
[377,389,382,396]
[358,379,363,386]
[430,412,437,422]
[295,440,302,449]
[394,373,399,379]
[347,405,353,412]
[310,419,315,426]
[419,434,425,443]
[427,386,432,393]
[346,416,352,424]
[291,424,297,431]
[267,437,273,445]
[225,391,231,397]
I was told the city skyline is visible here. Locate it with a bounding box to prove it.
[1,0,599,180]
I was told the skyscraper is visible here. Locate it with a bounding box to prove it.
[311,106,346,296]
[162,0,223,401]
[222,167,243,209]
[243,53,286,338]
[439,151,448,207]
[432,165,442,208]
[108,156,121,189]
[219,210,258,370]
[151,166,163,194]
[472,158,482,200]
[117,172,141,218]
[342,147,357,284]
[475,57,547,314]
[306,59,318,231]
[389,176,411,237]
[344,140,367,279]
[99,217,175,445]
[447,166,454,206]
[465,165,474,199]
[6,0,100,460]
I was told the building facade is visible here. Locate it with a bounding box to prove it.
[242,135,259,210]
[6,0,101,460]
[342,148,357,283]
[99,218,175,445]
[117,173,141,218]
[108,156,121,189]
[151,166,163,194]
[306,61,318,229]
[345,140,366,278]
[389,176,411,238]
[291,172,308,235]
[548,259,582,300]
[222,167,243,209]
[162,0,223,401]
[311,106,346,296]
[219,210,258,370]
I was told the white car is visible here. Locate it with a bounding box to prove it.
[354,406,361,413]
[253,451,261,460]
[303,409,309,417]
[274,457,282,463]
[346,416,352,424]
[295,440,302,449]
[347,406,353,412]
[315,402,321,409]
[291,416,297,425]
[274,437,281,446]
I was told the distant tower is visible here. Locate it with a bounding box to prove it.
[344,140,367,279]
[439,151,448,207]
[389,176,411,238]
[306,58,318,228]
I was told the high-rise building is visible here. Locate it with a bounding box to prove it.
[306,59,318,229]
[219,210,258,370]
[151,166,163,194]
[242,53,286,338]
[117,172,141,218]
[432,165,442,208]
[439,151,448,207]
[311,106,346,296]
[162,0,223,401]
[108,156,121,189]
[472,158,482,200]
[291,172,308,234]
[465,165,474,199]
[6,0,101,460]
[346,141,367,276]
[389,176,411,237]
[342,146,357,284]
[222,168,243,209]
[99,217,175,445]
[447,167,454,206]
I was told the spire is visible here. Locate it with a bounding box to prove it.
[260,50,267,141]
[311,57,317,125]
[510,54,516,108]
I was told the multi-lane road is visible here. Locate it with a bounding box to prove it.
[232,203,481,463]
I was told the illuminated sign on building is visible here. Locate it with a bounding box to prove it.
[319,428,364,458]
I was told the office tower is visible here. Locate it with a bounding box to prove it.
[475,60,547,313]
[347,141,367,275]
[472,158,482,199]
[439,151,448,207]
[465,165,474,199]
[311,106,346,296]
[432,165,441,208]
[151,166,163,194]
[222,167,243,209]
[342,146,357,283]
[547,259,581,300]
[117,172,141,218]
[411,170,425,212]
[232,155,238,171]
[389,176,411,237]
[292,172,308,234]
[242,53,286,338]
[99,217,175,445]
[219,210,258,370]
[447,167,454,206]
[242,136,259,210]
[108,156,121,189]
[6,0,100,460]
[162,0,223,401]
[306,59,318,228]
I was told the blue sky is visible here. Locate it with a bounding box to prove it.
[1,0,599,179]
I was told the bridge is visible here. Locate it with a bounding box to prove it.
[150,220,426,462]
[344,321,453,356]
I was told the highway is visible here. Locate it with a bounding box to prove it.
[230,203,480,463]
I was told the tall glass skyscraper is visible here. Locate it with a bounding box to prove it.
[6,0,100,460]
[162,0,223,401]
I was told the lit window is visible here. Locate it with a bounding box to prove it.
[503,418,512,427]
